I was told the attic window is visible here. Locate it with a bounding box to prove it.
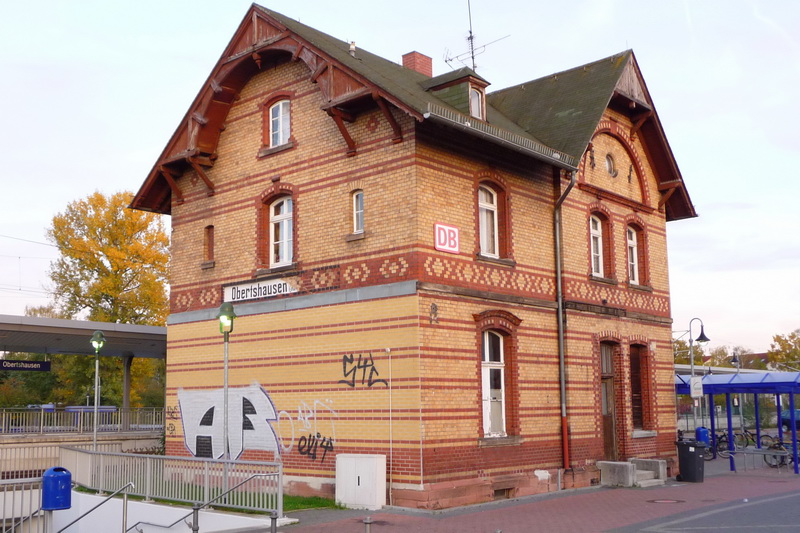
[605,154,618,177]
[469,87,485,120]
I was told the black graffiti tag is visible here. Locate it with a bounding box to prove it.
[297,432,334,462]
[338,353,388,388]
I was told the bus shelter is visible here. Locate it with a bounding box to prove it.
[675,372,800,474]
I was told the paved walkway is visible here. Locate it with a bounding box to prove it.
[279,455,800,532]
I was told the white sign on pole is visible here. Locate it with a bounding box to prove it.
[689,376,703,399]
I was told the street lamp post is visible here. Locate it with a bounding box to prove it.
[90,330,106,452]
[688,318,710,429]
[217,303,237,461]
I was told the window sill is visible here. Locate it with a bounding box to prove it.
[254,263,298,278]
[345,232,365,242]
[257,141,294,158]
[632,430,657,439]
[478,435,522,447]
[200,260,216,270]
[628,283,652,292]
[476,254,516,268]
[589,275,617,286]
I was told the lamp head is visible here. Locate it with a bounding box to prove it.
[695,324,710,344]
[90,330,106,353]
[217,302,237,334]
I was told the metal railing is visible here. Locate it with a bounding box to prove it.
[56,482,134,533]
[61,447,283,517]
[1,443,121,480]
[1,477,44,533]
[128,475,280,533]
[0,408,164,435]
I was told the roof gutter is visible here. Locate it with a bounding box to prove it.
[424,104,577,171]
[554,170,577,469]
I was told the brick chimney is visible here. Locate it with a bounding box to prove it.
[402,51,432,77]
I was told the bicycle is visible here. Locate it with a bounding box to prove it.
[734,427,774,450]
[764,441,793,468]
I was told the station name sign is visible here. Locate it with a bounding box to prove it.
[1,360,51,372]
[223,277,300,303]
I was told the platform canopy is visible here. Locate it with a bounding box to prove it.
[0,314,166,359]
[676,372,800,395]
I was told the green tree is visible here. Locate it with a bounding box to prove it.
[767,328,800,371]
[673,338,707,366]
[40,191,169,407]
[46,191,169,325]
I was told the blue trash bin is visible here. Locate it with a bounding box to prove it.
[42,467,72,510]
[695,427,710,447]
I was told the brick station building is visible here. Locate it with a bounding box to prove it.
[132,4,696,508]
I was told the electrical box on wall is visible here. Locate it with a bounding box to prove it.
[335,454,386,510]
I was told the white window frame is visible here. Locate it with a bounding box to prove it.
[269,197,293,267]
[481,330,506,437]
[469,87,484,120]
[590,215,604,277]
[478,186,499,258]
[352,190,364,234]
[627,226,639,285]
[269,100,290,147]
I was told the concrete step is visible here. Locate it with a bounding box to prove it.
[636,470,656,481]
[636,478,665,488]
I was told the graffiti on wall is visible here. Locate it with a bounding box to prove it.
[177,383,279,460]
[339,353,388,388]
[277,399,338,463]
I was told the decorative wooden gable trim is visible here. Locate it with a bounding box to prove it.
[132,5,414,214]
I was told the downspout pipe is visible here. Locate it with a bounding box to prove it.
[554,170,576,469]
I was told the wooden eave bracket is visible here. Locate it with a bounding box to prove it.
[159,165,184,205]
[373,91,403,143]
[328,108,357,156]
[188,158,215,196]
[310,62,329,84]
[630,110,654,138]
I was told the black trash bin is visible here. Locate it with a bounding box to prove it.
[675,440,705,482]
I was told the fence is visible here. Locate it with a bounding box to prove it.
[1,443,121,480]
[0,477,43,533]
[60,447,283,517]
[0,408,163,435]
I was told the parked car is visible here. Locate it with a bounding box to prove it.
[780,409,800,432]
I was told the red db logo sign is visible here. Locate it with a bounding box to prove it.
[434,224,459,254]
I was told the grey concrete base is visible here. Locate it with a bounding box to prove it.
[597,459,667,487]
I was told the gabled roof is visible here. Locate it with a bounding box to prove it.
[487,51,695,220]
[131,5,694,221]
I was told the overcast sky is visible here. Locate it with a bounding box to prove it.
[1,0,797,354]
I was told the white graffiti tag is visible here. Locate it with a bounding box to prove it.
[177,383,279,460]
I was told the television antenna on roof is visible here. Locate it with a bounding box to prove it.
[444,0,509,71]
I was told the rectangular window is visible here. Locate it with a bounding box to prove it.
[203,225,214,263]
[270,100,290,147]
[590,215,604,276]
[627,227,639,285]
[481,331,506,437]
[630,345,643,429]
[353,190,364,234]
[478,186,498,258]
[269,197,293,267]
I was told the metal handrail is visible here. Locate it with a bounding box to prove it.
[56,482,134,533]
[2,506,42,533]
[126,473,279,533]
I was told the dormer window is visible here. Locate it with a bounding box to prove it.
[469,87,485,120]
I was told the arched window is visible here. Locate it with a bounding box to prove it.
[478,185,499,258]
[482,330,506,437]
[269,197,293,267]
[590,215,605,277]
[269,100,290,147]
[352,190,364,234]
